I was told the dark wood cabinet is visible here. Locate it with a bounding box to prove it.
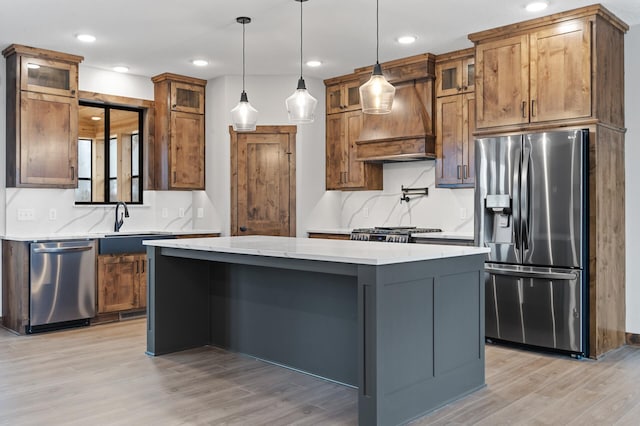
[435,93,475,187]
[470,7,626,131]
[435,54,474,97]
[326,76,362,114]
[435,48,475,188]
[97,253,146,313]
[3,44,83,188]
[152,73,206,190]
[324,73,382,191]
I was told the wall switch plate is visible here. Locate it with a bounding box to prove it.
[48,208,57,221]
[17,208,35,221]
[197,207,204,218]
[161,208,168,218]
[178,208,185,218]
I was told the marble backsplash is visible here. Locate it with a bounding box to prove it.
[339,161,475,233]
[3,188,204,236]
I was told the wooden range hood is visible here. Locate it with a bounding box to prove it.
[355,53,436,162]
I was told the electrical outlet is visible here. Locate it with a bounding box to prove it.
[197,207,204,218]
[178,208,185,218]
[161,208,168,218]
[17,208,35,221]
[48,208,57,221]
[363,207,369,218]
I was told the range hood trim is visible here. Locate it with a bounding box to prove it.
[355,134,436,162]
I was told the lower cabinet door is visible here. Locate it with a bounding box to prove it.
[97,254,145,313]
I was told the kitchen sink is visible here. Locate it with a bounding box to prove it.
[98,233,174,254]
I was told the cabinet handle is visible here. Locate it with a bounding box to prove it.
[462,86,468,91]
[141,260,145,274]
[71,89,76,96]
[457,86,462,92]
[457,165,462,179]
[70,166,75,180]
[521,101,527,118]
[173,171,176,183]
[463,165,468,180]
[531,99,536,117]
[172,104,177,109]
[136,261,139,274]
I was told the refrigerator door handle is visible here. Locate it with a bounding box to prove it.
[521,147,531,250]
[512,153,521,251]
[485,265,578,281]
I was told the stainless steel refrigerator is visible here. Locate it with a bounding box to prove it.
[475,129,588,356]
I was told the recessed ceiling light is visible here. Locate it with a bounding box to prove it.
[526,1,548,12]
[91,116,101,121]
[306,60,322,67]
[76,34,96,43]
[113,66,129,73]
[192,59,209,67]
[397,35,417,45]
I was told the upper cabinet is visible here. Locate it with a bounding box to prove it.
[435,48,476,188]
[324,73,382,191]
[470,5,628,131]
[3,44,83,188]
[326,77,362,114]
[435,55,474,97]
[152,73,206,190]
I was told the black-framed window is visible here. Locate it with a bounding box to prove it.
[75,138,92,202]
[76,102,143,204]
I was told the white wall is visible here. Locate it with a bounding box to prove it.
[205,74,336,236]
[625,24,640,334]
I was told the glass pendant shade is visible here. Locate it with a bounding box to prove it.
[231,91,258,132]
[360,62,395,114]
[231,16,257,132]
[286,78,318,123]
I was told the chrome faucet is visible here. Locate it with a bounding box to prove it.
[114,202,130,232]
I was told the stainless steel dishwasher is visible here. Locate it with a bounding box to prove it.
[29,240,96,333]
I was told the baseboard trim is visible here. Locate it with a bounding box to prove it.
[626,333,640,345]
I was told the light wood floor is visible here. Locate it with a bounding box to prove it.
[1,319,639,425]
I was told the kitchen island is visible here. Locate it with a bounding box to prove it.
[144,236,489,425]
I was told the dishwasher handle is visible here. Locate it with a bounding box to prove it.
[32,246,94,254]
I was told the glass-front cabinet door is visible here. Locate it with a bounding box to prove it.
[170,82,205,114]
[20,57,78,97]
[436,57,475,97]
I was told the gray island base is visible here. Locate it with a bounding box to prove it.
[145,236,490,425]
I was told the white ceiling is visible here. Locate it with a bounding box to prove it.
[1,0,639,81]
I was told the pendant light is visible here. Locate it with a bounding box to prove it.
[231,16,258,132]
[285,0,318,123]
[359,0,395,114]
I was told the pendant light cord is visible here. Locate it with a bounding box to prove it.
[376,0,379,64]
[299,0,303,79]
[242,20,246,92]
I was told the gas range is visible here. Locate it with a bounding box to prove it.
[350,226,442,243]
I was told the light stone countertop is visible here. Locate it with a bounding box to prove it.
[306,228,352,235]
[412,231,474,241]
[144,235,489,266]
[1,229,221,242]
